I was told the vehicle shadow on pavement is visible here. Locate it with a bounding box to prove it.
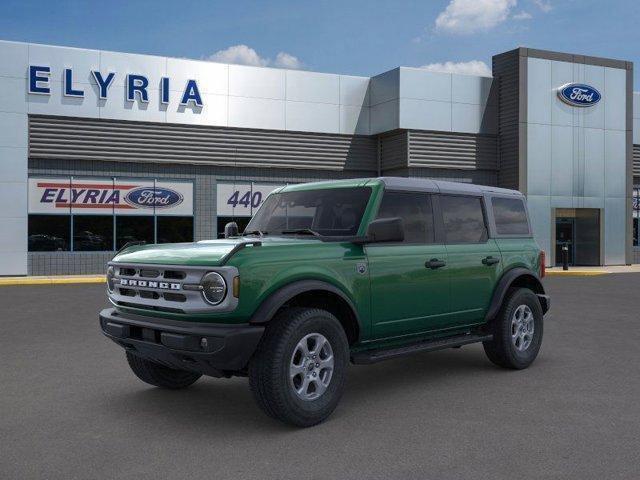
[102,345,508,432]
[102,377,286,431]
[343,348,499,398]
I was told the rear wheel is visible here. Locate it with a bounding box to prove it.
[483,288,543,369]
[248,307,349,427]
[125,351,202,389]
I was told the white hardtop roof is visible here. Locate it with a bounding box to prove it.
[378,177,523,196]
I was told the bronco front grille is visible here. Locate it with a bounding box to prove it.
[114,265,190,304]
[117,265,187,281]
[108,262,239,314]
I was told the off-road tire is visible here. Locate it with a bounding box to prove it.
[248,307,349,427]
[483,287,544,369]
[125,351,202,389]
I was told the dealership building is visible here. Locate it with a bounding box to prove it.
[0,39,638,276]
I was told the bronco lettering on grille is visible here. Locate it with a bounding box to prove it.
[120,278,181,290]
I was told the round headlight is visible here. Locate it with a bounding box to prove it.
[106,266,115,293]
[201,272,227,305]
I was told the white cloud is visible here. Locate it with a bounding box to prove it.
[273,52,303,69]
[207,45,268,67]
[420,60,492,77]
[206,44,303,69]
[513,10,532,20]
[435,0,517,34]
[532,0,552,12]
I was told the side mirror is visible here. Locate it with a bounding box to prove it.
[224,222,239,238]
[364,217,404,243]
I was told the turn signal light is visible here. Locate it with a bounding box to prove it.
[233,276,240,298]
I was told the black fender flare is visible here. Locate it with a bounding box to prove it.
[248,279,361,330]
[484,268,547,322]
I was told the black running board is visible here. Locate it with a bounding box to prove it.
[351,333,493,365]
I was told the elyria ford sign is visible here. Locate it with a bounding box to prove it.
[28,178,194,216]
[28,65,204,107]
[557,83,601,107]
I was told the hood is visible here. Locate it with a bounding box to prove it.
[112,236,320,266]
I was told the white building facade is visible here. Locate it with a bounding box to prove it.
[0,41,636,275]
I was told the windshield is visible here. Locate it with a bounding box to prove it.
[245,187,372,237]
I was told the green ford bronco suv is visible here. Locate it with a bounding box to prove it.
[100,177,549,427]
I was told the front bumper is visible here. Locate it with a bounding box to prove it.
[99,308,264,377]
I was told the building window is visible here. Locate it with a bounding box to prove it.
[73,215,114,251]
[157,216,194,243]
[634,218,638,247]
[28,215,70,251]
[116,216,155,250]
[27,176,194,252]
[217,217,251,238]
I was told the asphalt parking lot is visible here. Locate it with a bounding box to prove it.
[1,274,639,480]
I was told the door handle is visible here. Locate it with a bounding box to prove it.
[426,258,446,269]
[482,256,500,266]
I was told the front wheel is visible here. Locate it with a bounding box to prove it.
[483,288,544,369]
[248,307,349,427]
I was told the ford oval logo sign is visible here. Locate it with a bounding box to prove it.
[124,187,183,209]
[557,83,601,107]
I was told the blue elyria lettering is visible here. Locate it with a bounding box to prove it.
[124,187,184,209]
[28,65,204,107]
[28,65,51,94]
[91,71,116,99]
[557,83,601,107]
[64,68,84,97]
[40,187,120,205]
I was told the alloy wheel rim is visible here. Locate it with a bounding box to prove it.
[289,332,334,401]
[511,304,534,352]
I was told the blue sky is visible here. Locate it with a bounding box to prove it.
[0,0,638,83]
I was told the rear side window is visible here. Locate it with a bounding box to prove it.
[376,192,434,243]
[492,197,530,235]
[440,195,487,244]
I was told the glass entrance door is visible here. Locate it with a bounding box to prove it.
[574,209,600,265]
[555,217,575,266]
[555,209,601,266]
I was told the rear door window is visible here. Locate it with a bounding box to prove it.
[440,195,487,244]
[492,197,530,235]
[376,192,434,244]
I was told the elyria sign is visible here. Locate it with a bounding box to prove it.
[557,83,601,107]
[28,178,193,216]
[28,65,204,107]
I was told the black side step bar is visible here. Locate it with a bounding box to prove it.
[351,333,493,365]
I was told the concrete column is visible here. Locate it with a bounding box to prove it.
[0,41,29,275]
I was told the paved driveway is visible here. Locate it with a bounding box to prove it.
[1,275,639,479]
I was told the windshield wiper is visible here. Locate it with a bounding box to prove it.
[281,228,322,237]
[243,230,267,237]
